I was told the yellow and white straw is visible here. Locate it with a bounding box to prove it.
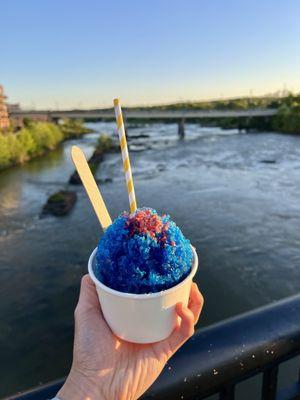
[113,98,137,213]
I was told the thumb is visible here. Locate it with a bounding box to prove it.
[74,275,113,340]
[75,274,101,315]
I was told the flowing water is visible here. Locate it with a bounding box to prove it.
[0,122,300,397]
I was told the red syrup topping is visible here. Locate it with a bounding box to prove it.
[126,210,173,245]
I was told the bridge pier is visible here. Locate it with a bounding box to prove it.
[244,117,251,132]
[178,118,185,139]
[237,117,249,132]
[51,117,60,124]
[238,118,243,132]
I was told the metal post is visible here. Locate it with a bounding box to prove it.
[262,366,278,400]
[219,384,235,400]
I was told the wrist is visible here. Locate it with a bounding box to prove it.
[57,368,104,400]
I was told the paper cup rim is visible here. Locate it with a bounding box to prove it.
[88,245,198,300]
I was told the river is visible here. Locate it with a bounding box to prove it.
[0,122,300,397]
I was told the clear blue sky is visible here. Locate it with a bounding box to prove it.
[1,0,300,109]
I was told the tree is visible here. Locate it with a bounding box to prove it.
[6,133,26,164]
[0,134,11,168]
[18,128,37,156]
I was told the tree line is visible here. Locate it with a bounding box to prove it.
[0,119,90,170]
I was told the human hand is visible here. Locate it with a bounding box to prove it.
[58,274,204,400]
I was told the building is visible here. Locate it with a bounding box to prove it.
[7,103,24,129]
[7,103,21,113]
[0,85,10,130]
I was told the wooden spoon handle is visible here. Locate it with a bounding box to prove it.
[71,145,112,230]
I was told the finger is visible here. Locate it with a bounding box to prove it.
[164,302,195,355]
[73,275,113,344]
[75,274,101,315]
[175,302,195,339]
[188,283,204,325]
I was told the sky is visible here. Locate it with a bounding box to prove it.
[1,0,300,109]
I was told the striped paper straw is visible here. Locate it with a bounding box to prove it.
[113,98,137,213]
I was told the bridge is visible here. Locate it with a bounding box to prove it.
[10,108,277,120]
[10,108,277,136]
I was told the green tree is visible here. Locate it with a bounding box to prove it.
[30,122,63,151]
[0,120,90,170]
[6,133,26,164]
[18,128,38,158]
[0,134,11,168]
[272,104,300,134]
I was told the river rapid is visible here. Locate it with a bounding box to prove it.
[0,122,300,397]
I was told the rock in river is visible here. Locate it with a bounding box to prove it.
[42,190,77,217]
[260,159,277,164]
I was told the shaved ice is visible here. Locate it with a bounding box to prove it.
[95,207,193,294]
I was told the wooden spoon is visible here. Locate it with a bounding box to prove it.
[71,145,112,231]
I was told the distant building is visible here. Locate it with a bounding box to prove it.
[27,114,49,122]
[7,103,23,129]
[7,103,21,113]
[0,85,10,130]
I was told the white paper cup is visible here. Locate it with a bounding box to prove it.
[88,246,198,343]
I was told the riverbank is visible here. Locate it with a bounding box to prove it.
[0,119,92,171]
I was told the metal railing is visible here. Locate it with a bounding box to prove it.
[4,294,300,400]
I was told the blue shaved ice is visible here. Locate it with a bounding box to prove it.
[95,207,193,294]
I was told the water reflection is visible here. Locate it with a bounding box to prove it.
[0,179,22,216]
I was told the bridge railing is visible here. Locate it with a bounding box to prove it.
[4,294,300,400]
